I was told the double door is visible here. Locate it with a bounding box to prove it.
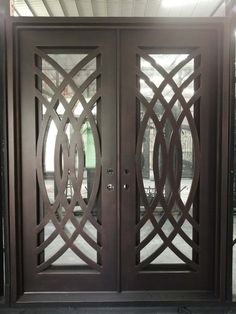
[14,25,219,297]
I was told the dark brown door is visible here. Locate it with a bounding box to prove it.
[17,26,219,295]
[120,29,218,291]
[19,29,117,291]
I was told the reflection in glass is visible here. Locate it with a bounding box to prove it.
[37,52,99,268]
[141,118,157,205]
[138,53,196,267]
[81,119,96,203]
[43,119,57,204]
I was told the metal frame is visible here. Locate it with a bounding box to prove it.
[0,2,10,304]
[225,15,236,302]
[3,16,232,306]
[0,13,5,301]
[223,16,234,302]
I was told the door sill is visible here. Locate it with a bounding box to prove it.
[16,290,218,304]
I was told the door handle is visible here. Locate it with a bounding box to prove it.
[107,184,115,191]
[123,184,129,190]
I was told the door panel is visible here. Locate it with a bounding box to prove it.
[19,29,117,291]
[121,29,218,290]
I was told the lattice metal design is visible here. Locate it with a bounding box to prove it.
[135,48,201,271]
[34,48,102,272]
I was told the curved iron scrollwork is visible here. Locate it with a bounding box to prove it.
[34,48,102,272]
[135,48,201,271]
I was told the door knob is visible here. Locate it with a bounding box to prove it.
[123,184,129,190]
[107,184,115,191]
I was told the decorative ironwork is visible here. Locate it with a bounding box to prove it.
[34,48,102,272]
[135,48,201,271]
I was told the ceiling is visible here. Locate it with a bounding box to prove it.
[10,0,225,17]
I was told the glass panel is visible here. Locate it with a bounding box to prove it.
[44,220,56,240]
[141,57,164,88]
[151,247,184,264]
[82,78,97,102]
[161,84,175,101]
[137,51,199,269]
[44,234,65,262]
[141,117,157,205]
[140,220,154,242]
[140,78,154,102]
[53,248,86,266]
[74,57,96,75]
[81,120,96,203]
[43,119,57,204]
[36,51,101,270]
[182,80,194,101]
[49,54,87,73]
[181,119,193,205]
[140,234,163,262]
[150,54,189,73]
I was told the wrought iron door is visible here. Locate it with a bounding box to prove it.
[11,23,222,299]
[18,29,117,292]
[120,29,218,291]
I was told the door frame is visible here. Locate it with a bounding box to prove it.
[225,16,236,302]
[0,13,7,302]
[6,17,229,305]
